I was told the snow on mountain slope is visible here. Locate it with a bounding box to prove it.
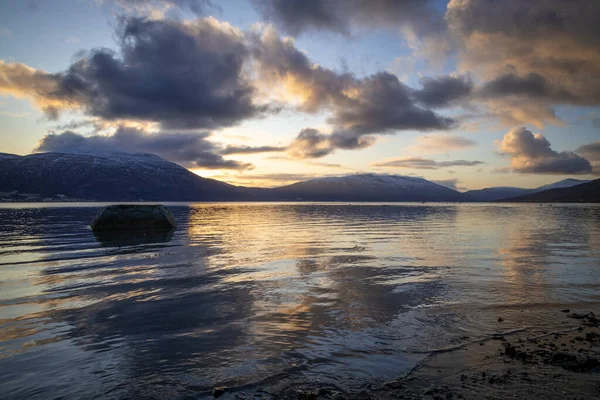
[273,173,468,201]
[0,152,252,201]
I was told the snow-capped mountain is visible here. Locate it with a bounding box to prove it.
[6,152,588,203]
[0,152,253,201]
[271,174,469,201]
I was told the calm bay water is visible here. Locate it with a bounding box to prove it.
[1,203,599,399]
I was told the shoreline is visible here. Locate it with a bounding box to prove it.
[199,311,600,400]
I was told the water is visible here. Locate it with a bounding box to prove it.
[0,203,599,399]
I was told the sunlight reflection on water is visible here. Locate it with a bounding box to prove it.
[0,203,599,399]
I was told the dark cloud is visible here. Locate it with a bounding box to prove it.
[250,0,443,37]
[286,128,376,159]
[1,17,265,129]
[253,28,456,131]
[220,145,286,155]
[252,29,456,157]
[252,30,457,132]
[495,127,592,174]
[2,17,457,156]
[414,75,473,108]
[329,72,457,134]
[373,157,484,169]
[328,130,377,150]
[193,152,254,170]
[287,128,334,159]
[480,73,551,98]
[447,0,600,45]
[447,0,600,126]
[577,141,600,160]
[35,128,253,170]
[577,141,600,174]
[252,0,344,36]
[478,72,577,103]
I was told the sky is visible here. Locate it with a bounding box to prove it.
[0,0,599,191]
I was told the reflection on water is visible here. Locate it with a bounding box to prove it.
[93,228,175,247]
[0,203,599,399]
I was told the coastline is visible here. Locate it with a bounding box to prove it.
[201,312,600,400]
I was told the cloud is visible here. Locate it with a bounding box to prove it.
[329,72,456,134]
[495,126,592,174]
[0,28,13,37]
[34,128,253,170]
[286,128,376,159]
[431,178,459,191]
[373,157,484,169]
[2,17,458,160]
[414,75,473,108]
[219,144,286,155]
[96,0,216,15]
[252,28,456,132]
[250,0,443,37]
[577,141,600,174]
[0,61,75,118]
[0,17,266,129]
[251,27,457,157]
[577,141,600,161]
[480,73,555,99]
[308,161,351,170]
[286,128,336,159]
[408,134,476,154]
[446,0,600,126]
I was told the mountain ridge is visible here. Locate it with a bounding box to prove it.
[464,179,591,201]
[272,173,469,201]
[499,179,600,203]
[1,152,596,202]
[0,152,254,202]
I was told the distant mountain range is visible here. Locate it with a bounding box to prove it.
[0,152,597,203]
[463,179,590,201]
[499,179,600,203]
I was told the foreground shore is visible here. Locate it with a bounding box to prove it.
[198,311,599,400]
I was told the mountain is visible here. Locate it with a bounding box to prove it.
[0,154,470,202]
[271,174,469,201]
[0,152,260,202]
[500,179,600,203]
[7,151,591,203]
[463,187,533,202]
[464,179,591,201]
[534,178,590,192]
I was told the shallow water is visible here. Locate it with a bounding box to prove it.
[0,203,599,399]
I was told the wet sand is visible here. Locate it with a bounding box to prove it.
[204,311,600,400]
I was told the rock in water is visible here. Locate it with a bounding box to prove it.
[91,204,177,231]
